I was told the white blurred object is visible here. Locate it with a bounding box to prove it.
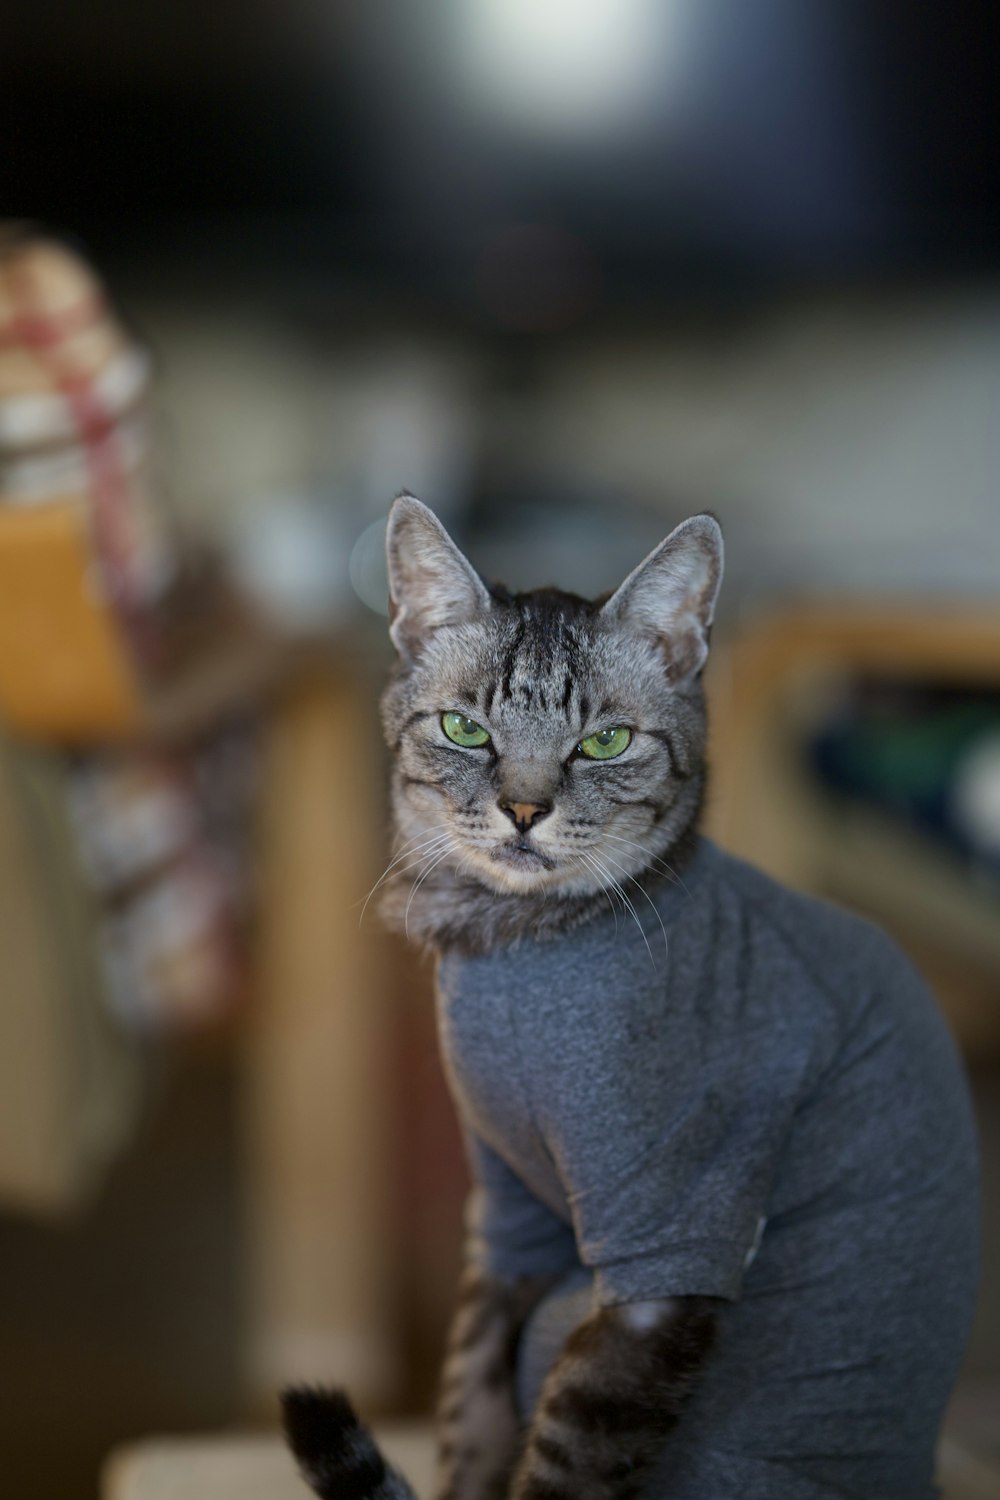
[229,491,355,632]
[101,854,235,1032]
[951,730,1000,859]
[67,759,196,890]
[453,0,679,139]
[349,515,390,616]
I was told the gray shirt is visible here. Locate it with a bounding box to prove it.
[436,839,979,1496]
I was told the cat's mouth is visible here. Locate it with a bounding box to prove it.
[491,837,556,872]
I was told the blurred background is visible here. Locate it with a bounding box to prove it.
[2,3,999,1497]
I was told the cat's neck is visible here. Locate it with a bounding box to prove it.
[379,820,702,956]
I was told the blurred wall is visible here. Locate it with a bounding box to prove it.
[136,283,999,607]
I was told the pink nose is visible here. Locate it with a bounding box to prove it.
[499,800,552,833]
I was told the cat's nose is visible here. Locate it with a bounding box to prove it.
[499,799,552,834]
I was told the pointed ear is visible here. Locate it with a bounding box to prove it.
[385,494,492,660]
[601,514,723,684]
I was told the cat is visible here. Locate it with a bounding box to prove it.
[284,494,979,1500]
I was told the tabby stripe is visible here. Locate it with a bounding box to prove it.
[519,1477,569,1500]
[561,674,574,715]
[645,727,685,771]
[500,622,526,701]
[607,796,665,815]
[439,1362,468,1398]
[438,1396,463,1424]
[532,1435,574,1472]
[401,709,435,738]
[455,1298,498,1347]
[482,1350,513,1389]
[456,1267,485,1299]
[427,744,482,763]
[544,1384,657,1434]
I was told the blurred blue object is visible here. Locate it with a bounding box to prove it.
[810,684,1000,877]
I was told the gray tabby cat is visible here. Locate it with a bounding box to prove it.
[284,494,977,1500]
[285,496,723,1500]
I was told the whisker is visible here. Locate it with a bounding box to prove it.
[356,824,452,900]
[611,881,656,969]
[606,871,656,970]
[585,851,656,970]
[581,852,625,917]
[601,830,678,876]
[577,852,619,934]
[356,828,453,924]
[391,817,450,846]
[357,831,453,918]
[599,849,668,964]
[404,842,457,941]
[602,832,691,895]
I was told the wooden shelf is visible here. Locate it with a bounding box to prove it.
[705,601,1000,1060]
[134,620,292,749]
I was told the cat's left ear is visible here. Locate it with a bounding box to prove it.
[601,514,723,684]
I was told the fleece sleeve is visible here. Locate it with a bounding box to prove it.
[528,976,824,1307]
[463,1128,579,1283]
[549,1065,785,1305]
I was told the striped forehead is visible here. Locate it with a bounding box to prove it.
[471,596,601,728]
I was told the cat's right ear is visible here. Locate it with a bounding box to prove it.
[385,494,492,661]
[601,513,724,684]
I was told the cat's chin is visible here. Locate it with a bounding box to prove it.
[473,847,565,895]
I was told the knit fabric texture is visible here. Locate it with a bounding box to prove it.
[436,839,980,1498]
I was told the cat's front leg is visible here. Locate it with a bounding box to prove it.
[435,1262,553,1500]
[510,1295,719,1500]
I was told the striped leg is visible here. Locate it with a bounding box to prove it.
[510,1296,719,1500]
[435,1263,552,1500]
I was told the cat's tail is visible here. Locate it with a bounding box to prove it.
[281,1386,419,1500]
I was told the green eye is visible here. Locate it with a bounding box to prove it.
[577,726,632,760]
[442,712,491,748]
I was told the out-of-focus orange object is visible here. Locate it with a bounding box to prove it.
[0,225,176,741]
[0,498,142,737]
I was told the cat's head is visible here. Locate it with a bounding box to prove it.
[380,495,722,947]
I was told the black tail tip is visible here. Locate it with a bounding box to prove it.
[281,1385,361,1464]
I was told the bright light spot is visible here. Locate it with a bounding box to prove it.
[952,730,1000,857]
[454,0,670,139]
[349,516,390,616]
